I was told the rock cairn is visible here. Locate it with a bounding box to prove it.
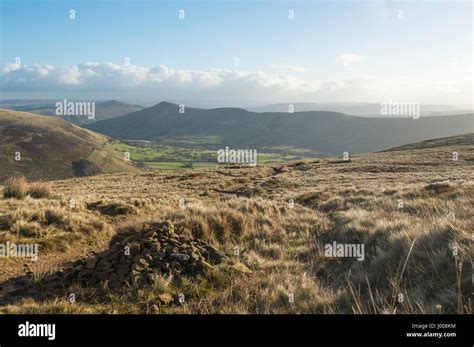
[55,221,227,288]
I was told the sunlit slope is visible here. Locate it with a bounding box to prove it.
[0,109,140,181]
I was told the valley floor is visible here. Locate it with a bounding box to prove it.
[0,144,472,314]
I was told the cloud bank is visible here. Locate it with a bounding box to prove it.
[1,62,471,105]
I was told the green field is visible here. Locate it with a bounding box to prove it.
[159,135,222,146]
[107,140,311,171]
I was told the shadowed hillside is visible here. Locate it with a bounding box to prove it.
[87,102,473,155]
[0,109,140,181]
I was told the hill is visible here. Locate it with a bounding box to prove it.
[0,134,471,314]
[248,102,472,117]
[22,100,144,125]
[383,133,474,151]
[0,109,140,181]
[86,102,473,155]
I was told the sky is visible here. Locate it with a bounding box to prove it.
[0,0,472,106]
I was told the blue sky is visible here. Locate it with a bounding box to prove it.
[0,0,472,105]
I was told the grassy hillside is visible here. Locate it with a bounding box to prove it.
[0,109,140,181]
[383,133,474,151]
[0,134,471,314]
[87,102,473,155]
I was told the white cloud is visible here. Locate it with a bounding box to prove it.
[269,64,309,73]
[57,65,82,85]
[0,62,471,105]
[286,65,308,72]
[0,62,320,94]
[337,53,362,66]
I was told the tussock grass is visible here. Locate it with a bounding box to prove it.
[1,144,472,314]
[3,176,53,199]
[0,199,112,252]
[28,181,53,199]
[3,176,28,199]
[87,199,138,217]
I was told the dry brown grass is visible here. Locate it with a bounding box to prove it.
[28,181,53,199]
[0,198,112,252]
[0,143,472,314]
[3,176,28,199]
[3,176,53,199]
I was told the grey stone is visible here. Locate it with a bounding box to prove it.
[170,253,190,262]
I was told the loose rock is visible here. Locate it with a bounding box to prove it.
[41,221,229,292]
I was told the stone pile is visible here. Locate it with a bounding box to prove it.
[55,221,227,289]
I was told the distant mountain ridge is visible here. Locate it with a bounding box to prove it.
[248,102,472,117]
[0,100,144,125]
[86,101,474,155]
